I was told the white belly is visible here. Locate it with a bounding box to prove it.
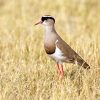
[48,45,66,63]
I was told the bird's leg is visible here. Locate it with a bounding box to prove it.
[56,63,61,76]
[61,64,64,78]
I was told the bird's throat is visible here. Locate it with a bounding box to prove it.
[45,25,56,33]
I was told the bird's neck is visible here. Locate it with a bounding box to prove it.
[45,25,56,33]
[44,25,57,50]
[44,25,57,45]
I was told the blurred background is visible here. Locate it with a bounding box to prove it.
[0,0,100,36]
[0,0,100,100]
[0,0,100,64]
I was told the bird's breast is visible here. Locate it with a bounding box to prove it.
[44,43,55,54]
[44,33,57,54]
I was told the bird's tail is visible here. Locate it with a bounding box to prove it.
[75,55,90,69]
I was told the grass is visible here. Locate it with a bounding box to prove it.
[0,0,100,100]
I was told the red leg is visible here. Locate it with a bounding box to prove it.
[56,63,61,76]
[61,64,64,78]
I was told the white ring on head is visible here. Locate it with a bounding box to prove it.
[42,15,54,18]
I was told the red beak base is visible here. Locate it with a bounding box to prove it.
[34,21,42,25]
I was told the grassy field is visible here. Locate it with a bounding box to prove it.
[0,0,100,100]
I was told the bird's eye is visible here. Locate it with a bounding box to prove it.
[45,19,48,21]
[41,17,48,22]
[44,18,48,21]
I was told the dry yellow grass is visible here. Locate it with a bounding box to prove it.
[0,0,100,100]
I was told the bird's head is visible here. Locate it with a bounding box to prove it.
[35,15,55,26]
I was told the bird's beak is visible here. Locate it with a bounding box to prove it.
[34,21,43,25]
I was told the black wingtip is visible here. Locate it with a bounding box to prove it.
[81,62,90,70]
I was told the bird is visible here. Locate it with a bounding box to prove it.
[35,15,90,78]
